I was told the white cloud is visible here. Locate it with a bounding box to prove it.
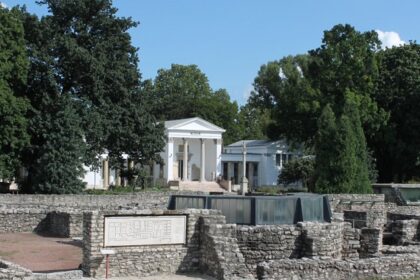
[0,2,7,8]
[376,30,406,49]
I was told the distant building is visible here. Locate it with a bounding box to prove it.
[83,117,225,189]
[153,117,225,184]
[221,140,301,189]
[83,119,300,191]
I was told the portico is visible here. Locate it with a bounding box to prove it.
[154,117,225,184]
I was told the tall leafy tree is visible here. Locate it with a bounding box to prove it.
[250,25,387,146]
[18,0,164,192]
[0,6,30,180]
[314,100,371,194]
[29,96,86,193]
[150,64,241,144]
[237,104,271,141]
[248,24,386,192]
[373,43,420,182]
[249,54,317,144]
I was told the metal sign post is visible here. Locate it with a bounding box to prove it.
[100,248,116,279]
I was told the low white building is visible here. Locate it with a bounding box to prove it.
[221,140,301,189]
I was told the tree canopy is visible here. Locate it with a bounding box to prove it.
[0,6,30,180]
[249,24,386,192]
[147,64,241,144]
[14,0,165,193]
[372,43,420,182]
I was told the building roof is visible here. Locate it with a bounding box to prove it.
[164,117,225,133]
[228,140,285,148]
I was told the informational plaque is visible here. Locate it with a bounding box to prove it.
[104,215,186,247]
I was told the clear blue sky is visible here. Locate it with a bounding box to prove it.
[4,0,420,105]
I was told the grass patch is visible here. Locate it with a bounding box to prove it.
[84,185,167,195]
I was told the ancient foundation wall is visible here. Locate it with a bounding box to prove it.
[236,225,302,273]
[257,254,420,280]
[200,216,252,280]
[236,221,353,276]
[328,194,384,212]
[0,209,83,238]
[82,209,224,278]
[0,192,198,238]
[0,191,199,210]
[392,219,420,245]
[300,222,343,259]
[0,258,32,280]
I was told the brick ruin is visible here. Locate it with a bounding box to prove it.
[0,192,420,280]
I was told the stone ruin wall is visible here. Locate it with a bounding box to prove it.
[0,191,199,238]
[2,192,420,279]
[0,258,31,280]
[257,254,420,280]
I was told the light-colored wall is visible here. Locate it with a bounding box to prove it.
[83,164,116,189]
[222,143,301,186]
[158,138,218,182]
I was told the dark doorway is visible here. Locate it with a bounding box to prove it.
[178,160,184,179]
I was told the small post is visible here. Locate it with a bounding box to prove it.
[106,254,109,278]
[240,176,248,195]
[241,141,248,195]
[100,249,116,279]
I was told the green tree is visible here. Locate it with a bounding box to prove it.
[18,0,165,192]
[250,25,387,146]
[28,96,86,194]
[249,54,318,144]
[0,6,30,179]
[152,64,212,120]
[314,100,371,194]
[150,64,241,144]
[278,157,315,191]
[237,104,271,140]
[373,43,420,182]
[248,24,387,192]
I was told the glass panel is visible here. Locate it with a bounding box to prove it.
[300,196,324,222]
[175,196,205,209]
[256,197,298,225]
[210,198,251,224]
[399,188,420,203]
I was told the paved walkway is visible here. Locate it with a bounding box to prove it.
[171,181,227,193]
[0,232,82,272]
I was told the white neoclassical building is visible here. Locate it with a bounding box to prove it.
[83,117,225,189]
[153,117,225,184]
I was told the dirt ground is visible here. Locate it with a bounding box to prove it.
[0,232,82,272]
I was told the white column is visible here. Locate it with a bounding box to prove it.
[200,139,205,182]
[103,159,109,189]
[166,138,174,182]
[216,138,222,178]
[183,138,188,181]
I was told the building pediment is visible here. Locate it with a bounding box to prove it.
[165,117,225,133]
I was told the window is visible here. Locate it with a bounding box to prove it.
[178,145,189,153]
[276,154,281,166]
[282,154,287,165]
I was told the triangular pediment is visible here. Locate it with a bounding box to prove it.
[165,117,225,133]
